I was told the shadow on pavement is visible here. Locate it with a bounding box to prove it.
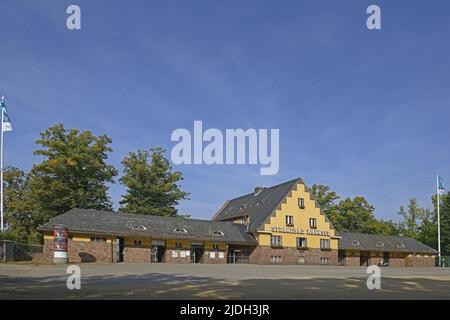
[1,272,449,300]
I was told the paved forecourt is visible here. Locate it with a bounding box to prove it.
[1,263,449,299]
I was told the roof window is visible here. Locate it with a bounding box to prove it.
[173,228,187,233]
[131,225,147,231]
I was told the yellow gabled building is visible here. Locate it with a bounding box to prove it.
[212,178,341,265]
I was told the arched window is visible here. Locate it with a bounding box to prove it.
[376,241,384,247]
[173,228,187,233]
[131,225,147,231]
[352,240,360,246]
[396,241,406,248]
[212,230,224,236]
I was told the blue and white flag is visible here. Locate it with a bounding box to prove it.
[1,99,12,132]
[438,175,446,195]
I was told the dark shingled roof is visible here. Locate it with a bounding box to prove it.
[339,232,437,254]
[211,178,300,232]
[38,208,257,245]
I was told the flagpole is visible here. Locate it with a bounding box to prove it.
[437,174,441,267]
[0,103,4,233]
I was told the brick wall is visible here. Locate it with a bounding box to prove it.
[44,239,114,263]
[123,246,151,263]
[250,245,338,265]
[343,253,360,267]
[69,239,114,263]
[405,255,436,267]
[202,250,227,264]
[388,256,405,267]
[165,248,191,263]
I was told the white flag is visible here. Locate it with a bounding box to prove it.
[1,100,12,132]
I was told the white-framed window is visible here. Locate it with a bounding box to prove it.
[298,198,305,208]
[271,256,282,264]
[309,218,317,228]
[320,257,329,265]
[352,240,360,246]
[270,235,282,247]
[173,228,187,233]
[296,237,307,248]
[131,225,147,231]
[320,239,330,250]
[285,215,294,226]
[212,230,224,236]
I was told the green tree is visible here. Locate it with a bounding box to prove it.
[416,200,438,250]
[29,124,117,221]
[2,166,40,243]
[119,148,189,216]
[336,196,380,234]
[310,184,341,229]
[373,219,400,236]
[439,192,450,255]
[397,198,422,238]
[310,185,398,235]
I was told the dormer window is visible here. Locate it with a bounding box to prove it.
[173,228,187,233]
[396,241,406,248]
[376,241,384,247]
[131,225,147,231]
[239,205,245,212]
[256,201,263,207]
[212,230,224,236]
[352,240,360,246]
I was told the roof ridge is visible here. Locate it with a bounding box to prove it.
[71,208,241,225]
[222,177,301,202]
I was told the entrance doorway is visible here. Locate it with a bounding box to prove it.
[191,244,204,263]
[383,252,390,266]
[338,250,346,266]
[360,251,369,266]
[151,240,166,263]
[227,246,251,264]
[116,237,124,262]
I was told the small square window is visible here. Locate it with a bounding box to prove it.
[298,198,305,208]
[320,257,329,265]
[270,235,282,247]
[320,239,330,250]
[296,237,307,249]
[271,256,282,264]
[134,240,142,248]
[212,244,219,251]
[285,215,294,226]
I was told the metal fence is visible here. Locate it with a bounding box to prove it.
[0,240,44,262]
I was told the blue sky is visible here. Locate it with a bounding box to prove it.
[1,0,449,221]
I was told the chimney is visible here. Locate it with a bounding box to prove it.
[254,186,265,195]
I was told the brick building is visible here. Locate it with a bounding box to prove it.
[39,178,437,267]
